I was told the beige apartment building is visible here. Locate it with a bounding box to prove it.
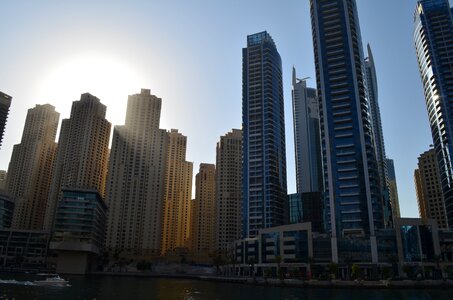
[105,89,168,257]
[414,148,448,228]
[216,129,243,253]
[44,93,111,231]
[191,163,216,256]
[161,129,193,255]
[6,104,59,230]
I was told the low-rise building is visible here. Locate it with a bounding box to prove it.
[0,229,49,270]
[50,188,107,274]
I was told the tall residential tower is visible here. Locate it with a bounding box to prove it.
[415,148,448,228]
[365,45,393,228]
[292,67,323,194]
[191,163,216,256]
[106,89,169,256]
[44,93,111,231]
[310,0,383,262]
[414,0,453,227]
[0,92,12,149]
[6,104,59,230]
[242,31,288,238]
[216,129,243,253]
[161,129,193,255]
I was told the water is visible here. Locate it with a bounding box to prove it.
[0,273,450,300]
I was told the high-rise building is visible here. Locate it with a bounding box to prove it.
[216,129,243,253]
[292,67,323,194]
[0,193,14,229]
[414,0,453,227]
[386,158,401,218]
[191,163,216,255]
[0,92,12,149]
[242,31,288,238]
[6,104,59,230]
[161,129,193,255]
[365,45,393,228]
[44,93,111,231]
[414,148,448,228]
[105,89,168,256]
[0,171,6,191]
[310,0,383,262]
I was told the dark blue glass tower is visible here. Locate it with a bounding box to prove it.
[242,31,288,238]
[414,0,453,228]
[310,0,383,262]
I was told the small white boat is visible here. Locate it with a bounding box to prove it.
[33,275,69,286]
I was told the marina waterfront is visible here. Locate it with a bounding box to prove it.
[0,273,452,300]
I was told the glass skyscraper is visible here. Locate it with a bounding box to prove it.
[242,31,288,238]
[414,0,453,227]
[365,45,393,228]
[310,0,383,262]
[292,67,323,194]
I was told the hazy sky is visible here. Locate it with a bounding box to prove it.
[0,0,442,217]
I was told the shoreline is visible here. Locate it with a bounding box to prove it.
[2,269,453,289]
[87,272,453,289]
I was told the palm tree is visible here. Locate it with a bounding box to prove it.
[274,255,283,279]
[307,256,314,280]
[247,257,257,279]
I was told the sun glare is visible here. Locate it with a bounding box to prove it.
[36,53,145,125]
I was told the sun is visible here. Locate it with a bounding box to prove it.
[36,53,145,126]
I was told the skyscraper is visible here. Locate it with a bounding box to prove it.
[365,45,393,228]
[0,171,6,191]
[0,92,12,149]
[310,0,383,262]
[242,31,288,238]
[44,93,111,231]
[191,163,216,255]
[415,148,448,228]
[386,158,401,219]
[105,89,168,256]
[216,129,243,253]
[414,0,453,227]
[292,67,322,194]
[6,104,59,230]
[161,129,193,255]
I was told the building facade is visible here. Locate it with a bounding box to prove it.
[216,129,243,253]
[50,188,107,274]
[414,0,453,227]
[44,93,111,231]
[292,67,323,194]
[6,104,59,230]
[288,192,324,233]
[310,0,384,262]
[161,129,193,255]
[0,193,14,229]
[386,158,401,219]
[191,163,216,256]
[415,148,448,228]
[242,31,288,238]
[0,229,49,269]
[105,89,168,257]
[0,170,6,191]
[365,45,393,228]
[0,92,12,149]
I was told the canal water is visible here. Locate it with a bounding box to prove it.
[0,273,451,299]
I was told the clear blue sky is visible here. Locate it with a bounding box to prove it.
[0,0,443,217]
